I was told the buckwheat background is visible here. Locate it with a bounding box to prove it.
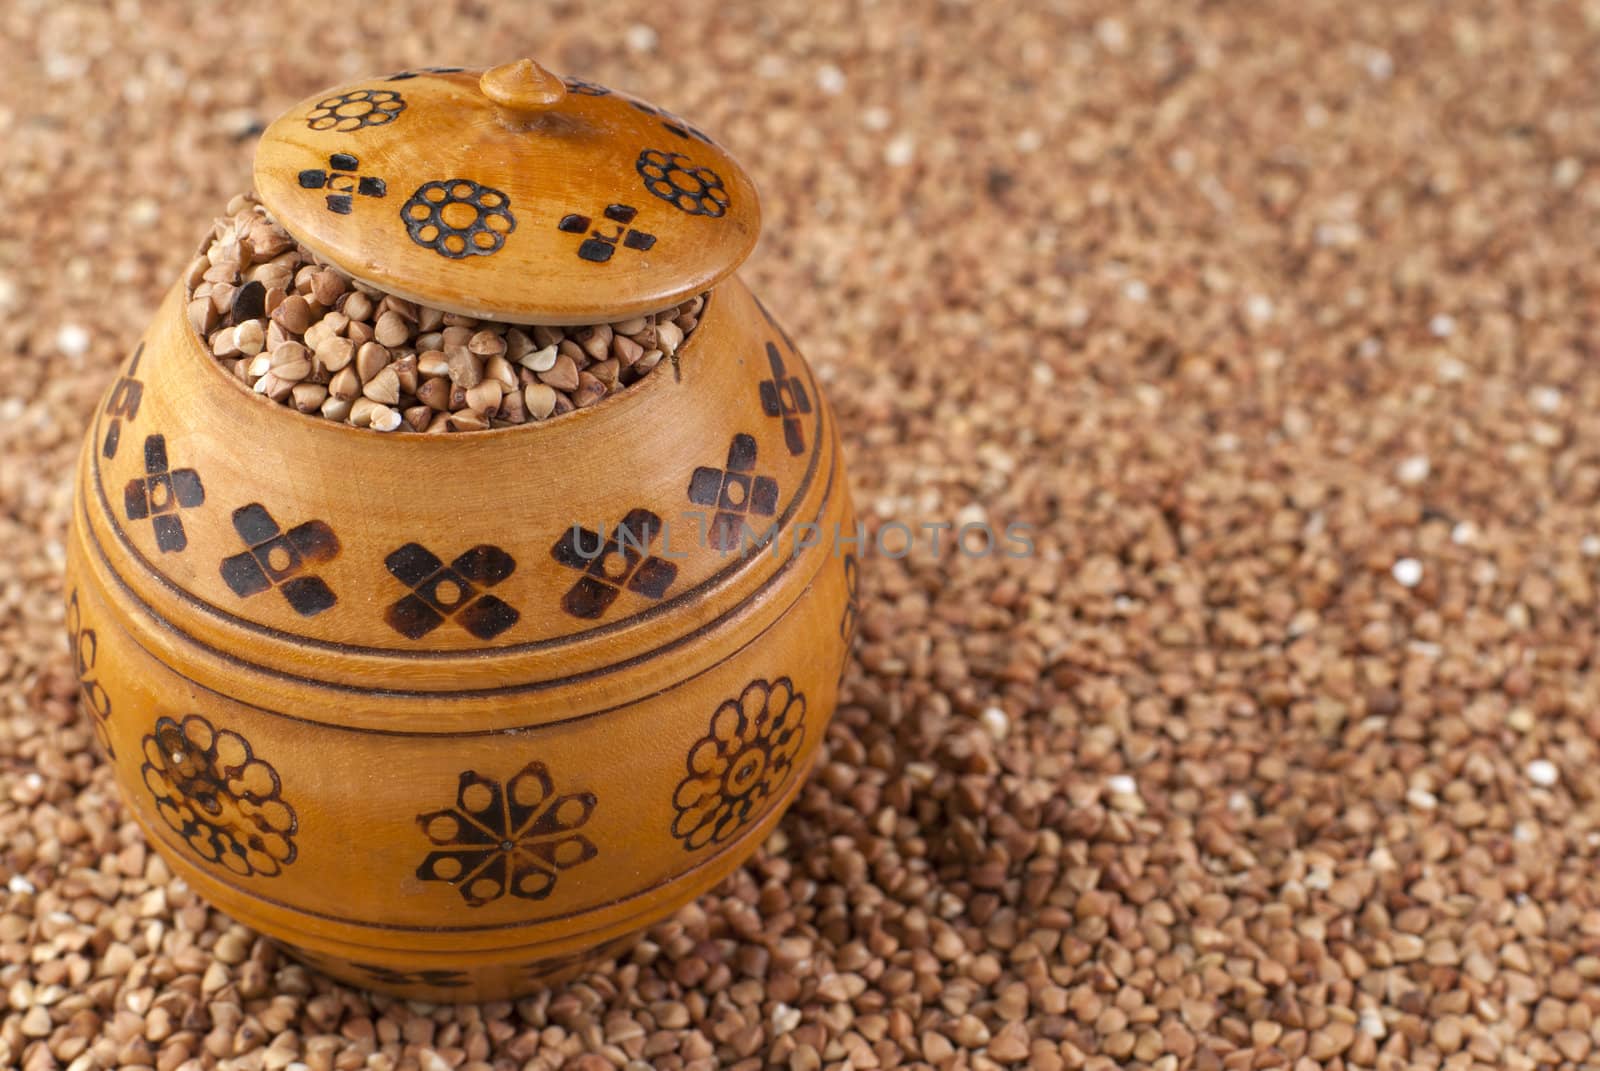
[5,2,1600,1069]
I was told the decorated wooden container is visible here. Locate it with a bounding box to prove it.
[63,60,856,1001]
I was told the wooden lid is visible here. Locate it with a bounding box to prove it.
[253,60,760,325]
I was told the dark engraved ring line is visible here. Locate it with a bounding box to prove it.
[77,446,837,718]
[86,313,824,661]
[128,747,821,935]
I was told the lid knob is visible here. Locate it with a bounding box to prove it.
[480,59,568,128]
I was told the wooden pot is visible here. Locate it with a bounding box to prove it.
[62,61,856,1002]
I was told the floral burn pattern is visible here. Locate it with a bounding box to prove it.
[417,761,598,907]
[282,946,470,990]
[141,715,298,877]
[840,552,860,646]
[521,935,637,983]
[671,678,807,851]
[66,590,113,756]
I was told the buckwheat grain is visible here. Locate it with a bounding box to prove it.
[188,194,703,431]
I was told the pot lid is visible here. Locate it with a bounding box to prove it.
[253,59,760,325]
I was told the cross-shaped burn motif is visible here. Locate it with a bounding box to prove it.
[285,946,470,990]
[416,760,598,908]
[219,504,340,618]
[688,434,780,552]
[402,179,516,259]
[636,148,729,217]
[556,203,657,263]
[840,552,860,646]
[383,543,519,641]
[298,153,387,215]
[124,434,205,553]
[758,341,811,456]
[549,508,679,620]
[102,342,144,459]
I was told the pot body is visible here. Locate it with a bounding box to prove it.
[64,274,856,1000]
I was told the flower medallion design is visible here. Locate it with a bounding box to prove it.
[671,678,807,851]
[417,761,598,907]
[66,590,113,756]
[305,88,406,131]
[758,341,812,456]
[284,946,471,990]
[140,714,298,878]
[636,149,729,217]
[840,552,860,646]
[521,934,636,983]
[401,179,516,259]
[102,342,144,460]
[350,962,470,989]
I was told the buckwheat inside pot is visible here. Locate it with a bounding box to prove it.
[185,193,701,432]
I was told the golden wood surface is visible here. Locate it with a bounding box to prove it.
[253,63,761,325]
[65,272,855,1000]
